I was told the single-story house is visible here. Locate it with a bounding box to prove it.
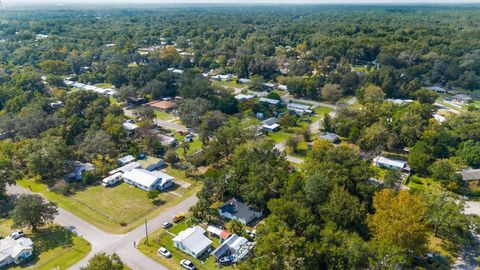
[122,122,139,132]
[259,97,281,106]
[49,101,64,109]
[138,156,165,171]
[234,94,255,101]
[127,97,147,105]
[373,156,410,172]
[319,132,339,143]
[386,99,413,105]
[35,34,49,40]
[173,226,212,258]
[157,134,177,146]
[287,103,313,115]
[211,234,255,262]
[433,113,447,123]
[108,161,142,175]
[146,100,177,112]
[66,161,95,181]
[452,94,472,105]
[117,155,136,166]
[207,225,231,241]
[425,86,448,93]
[168,68,184,75]
[460,168,480,183]
[277,84,288,91]
[0,237,33,268]
[123,169,174,191]
[262,83,276,91]
[102,172,123,187]
[261,118,280,132]
[219,198,263,225]
[238,78,251,84]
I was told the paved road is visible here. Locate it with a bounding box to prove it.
[6,184,198,270]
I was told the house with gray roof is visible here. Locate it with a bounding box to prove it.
[452,94,473,105]
[219,198,263,225]
[461,168,480,182]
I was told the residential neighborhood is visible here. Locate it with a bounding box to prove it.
[1,2,480,270]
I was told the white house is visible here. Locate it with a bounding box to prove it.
[259,97,281,106]
[211,234,255,262]
[234,94,255,101]
[117,155,136,166]
[108,161,142,175]
[0,237,33,268]
[261,118,280,132]
[102,172,123,187]
[122,169,174,191]
[173,226,212,258]
[373,156,410,171]
[287,103,313,115]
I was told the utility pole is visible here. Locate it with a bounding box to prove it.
[144,218,149,245]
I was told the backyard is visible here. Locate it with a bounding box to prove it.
[0,219,91,270]
[16,177,202,234]
[212,80,244,89]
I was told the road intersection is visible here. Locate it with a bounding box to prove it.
[6,184,198,270]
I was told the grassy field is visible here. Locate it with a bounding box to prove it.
[16,178,202,234]
[212,80,243,89]
[138,222,232,270]
[95,83,113,88]
[155,110,176,121]
[172,132,203,156]
[0,220,91,270]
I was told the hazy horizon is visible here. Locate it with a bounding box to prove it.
[4,0,480,5]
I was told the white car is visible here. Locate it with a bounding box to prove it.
[162,221,172,229]
[157,247,172,258]
[10,231,24,240]
[180,259,196,270]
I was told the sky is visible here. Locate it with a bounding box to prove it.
[4,0,480,4]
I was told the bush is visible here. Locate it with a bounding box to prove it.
[51,180,71,195]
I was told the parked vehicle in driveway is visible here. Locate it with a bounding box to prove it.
[10,231,24,239]
[157,247,172,258]
[180,259,196,270]
[173,214,185,223]
[162,221,173,229]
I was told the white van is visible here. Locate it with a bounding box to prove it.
[102,172,123,187]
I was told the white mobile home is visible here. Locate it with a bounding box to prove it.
[102,172,123,187]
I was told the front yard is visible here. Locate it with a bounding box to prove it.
[0,219,91,270]
[17,177,202,234]
[138,222,232,270]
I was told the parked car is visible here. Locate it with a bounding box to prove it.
[180,259,196,270]
[219,255,236,266]
[10,231,24,240]
[173,214,185,223]
[162,221,173,229]
[157,247,172,258]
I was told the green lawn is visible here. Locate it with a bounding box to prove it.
[138,222,232,270]
[407,175,442,192]
[173,132,203,156]
[95,83,113,88]
[155,111,176,121]
[212,80,242,89]
[0,222,91,270]
[16,179,201,234]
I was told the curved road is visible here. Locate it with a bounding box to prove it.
[6,184,198,270]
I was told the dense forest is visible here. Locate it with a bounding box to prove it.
[1,4,480,270]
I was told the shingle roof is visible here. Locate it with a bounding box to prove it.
[219,198,261,222]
